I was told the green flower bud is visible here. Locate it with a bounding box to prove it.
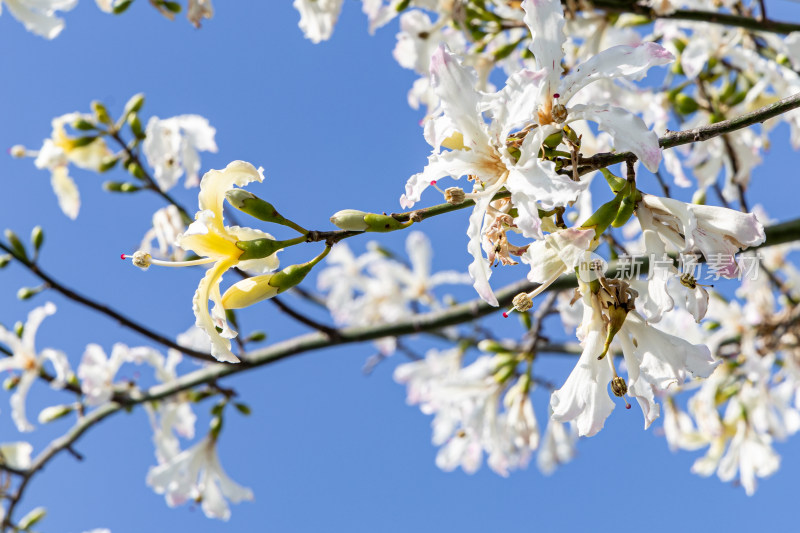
[99,155,119,173]
[581,183,629,235]
[226,189,307,233]
[17,286,39,300]
[72,118,96,131]
[674,93,699,114]
[38,404,76,423]
[0,254,11,268]
[31,226,44,252]
[543,131,563,149]
[70,135,99,148]
[103,181,141,193]
[4,229,27,260]
[4,375,20,390]
[91,101,112,126]
[245,331,267,343]
[210,416,223,439]
[128,113,145,139]
[234,402,252,416]
[123,93,146,116]
[112,0,134,14]
[18,507,46,530]
[363,213,413,232]
[163,0,182,13]
[125,160,146,180]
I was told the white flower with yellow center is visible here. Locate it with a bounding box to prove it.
[125,161,280,363]
[0,302,70,432]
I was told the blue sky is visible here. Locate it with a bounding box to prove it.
[1,1,799,532]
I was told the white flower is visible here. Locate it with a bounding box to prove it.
[0,303,70,432]
[639,194,766,278]
[293,0,343,43]
[26,113,112,219]
[0,441,33,470]
[147,435,253,521]
[187,0,213,27]
[143,115,218,191]
[139,205,188,261]
[128,161,281,363]
[2,0,76,39]
[537,418,577,475]
[146,350,197,464]
[77,343,162,406]
[550,299,616,437]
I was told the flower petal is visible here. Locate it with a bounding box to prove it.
[568,103,662,172]
[197,161,264,231]
[522,0,566,100]
[192,258,240,363]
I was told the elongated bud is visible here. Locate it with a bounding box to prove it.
[234,402,251,416]
[598,305,629,360]
[69,135,99,149]
[221,275,279,309]
[125,160,146,180]
[611,187,639,228]
[4,375,20,390]
[71,117,96,131]
[330,209,369,231]
[17,286,43,300]
[99,155,119,173]
[123,93,145,116]
[38,403,76,423]
[210,415,223,439]
[674,93,699,114]
[103,181,141,193]
[601,168,627,193]
[0,254,11,268]
[18,507,46,530]
[363,213,413,233]
[31,226,44,251]
[477,339,511,353]
[235,237,289,261]
[581,183,629,235]
[91,101,112,126]
[543,131,563,149]
[245,331,267,343]
[4,229,27,260]
[226,190,307,233]
[128,113,145,139]
[112,0,133,14]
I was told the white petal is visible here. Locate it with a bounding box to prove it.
[522,0,566,100]
[568,104,662,172]
[559,42,673,103]
[467,194,498,306]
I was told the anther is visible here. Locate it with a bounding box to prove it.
[444,187,466,205]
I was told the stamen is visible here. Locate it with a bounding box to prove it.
[121,252,216,270]
[430,180,445,194]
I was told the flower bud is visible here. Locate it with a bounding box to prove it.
[363,213,413,232]
[4,375,20,390]
[4,229,27,260]
[72,117,96,131]
[0,254,11,268]
[330,209,369,231]
[91,101,113,126]
[38,404,76,423]
[221,275,280,309]
[31,226,44,252]
[17,287,38,300]
[226,189,305,233]
[103,181,141,193]
[128,113,145,139]
[674,93,699,114]
[123,93,145,116]
[99,155,119,173]
[18,507,46,530]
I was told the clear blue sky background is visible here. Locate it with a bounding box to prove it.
[1,1,799,532]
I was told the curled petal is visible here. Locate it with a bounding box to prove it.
[429,45,489,149]
[467,194,498,306]
[51,166,80,219]
[197,161,264,231]
[221,275,279,309]
[559,42,674,103]
[193,258,240,363]
[568,104,662,172]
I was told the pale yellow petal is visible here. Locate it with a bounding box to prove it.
[51,166,80,219]
[197,161,264,230]
[178,232,241,260]
[192,258,240,363]
[221,275,279,309]
[226,226,281,274]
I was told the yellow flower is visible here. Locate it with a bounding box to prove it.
[126,161,280,363]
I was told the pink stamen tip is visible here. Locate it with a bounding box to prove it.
[430,180,437,185]
[553,93,560,98]
[625,403,631,410]
[502,312,509,318]
[120,254,127,260]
